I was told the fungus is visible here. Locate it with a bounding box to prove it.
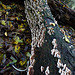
[54,50,61,58]
[60,29,65,35]
[47,27,54,35]
[52,39,56,45]
[27,66,34,75]
[57,59,72,75]
[53,43,57,49]
[52,39,57,48]
[45,66,50,75]
[41,66,44,72]
[51,49,56,55]
[59,68,62,73]
[51,49,61,58]
[49,22,55,26]
[57,59,63,68]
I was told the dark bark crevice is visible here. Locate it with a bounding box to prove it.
[48,0,75,29]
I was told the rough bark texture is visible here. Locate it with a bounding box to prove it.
[33,18,75,75]
[48,0,75,29]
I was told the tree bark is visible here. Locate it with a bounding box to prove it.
[0,0,75,75]
[47,0,75,29]
[33,16,75,75]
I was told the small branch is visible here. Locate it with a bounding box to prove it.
[48,0,75,29]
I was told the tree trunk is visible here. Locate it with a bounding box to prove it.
[0,0,75,75]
